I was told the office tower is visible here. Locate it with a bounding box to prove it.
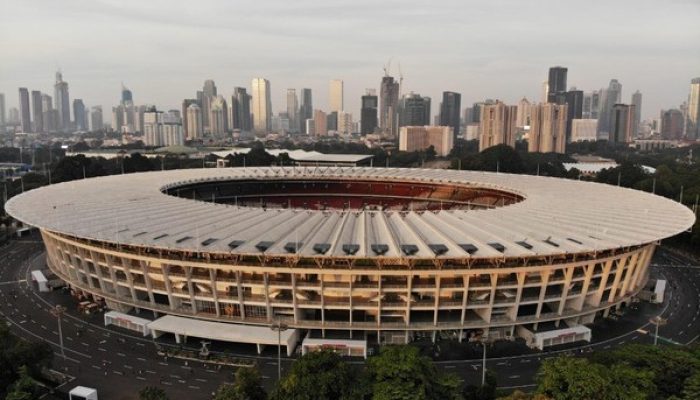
[571,119,599,142]
[72,99,87,131]
[231,87,251,131]
[582,90,602,119]
[286,89,299,133]
[327,111,338,132]
[31,90,43,133]
[199,79,217,132]
[313,110,327,136]
[399,126,454,156]
[361,93,378,135]
[121,84,133,104]
[90,106,103,131]
[161,111,184,147]
[399,92,431,127]
[300,88,313,133]
[8,108,19,126]
[18,88,31,132]
[0,93,5,133]
[203,80,217,97]
[516,97,531,128]
[440,91,461,140]
[143,108,163,147]
[598,79,622,137]
[631,91,643,137]
[380,75,400,137]
[661,109,684,140]
[181,99,197,138]
[209,95,228,137]
[329,79,344,112]
[541,81,549,103]
[305,119,315,136]
[54,71,70,132]
[41,94,55,133]
[112,105,125,132]
[610,104,635,144]
[564,90,583,142]
[478,101,518,151]
[547,66,567,103]
[529,103,567,153]
[337,111,353,135]
[186,104,203,140]
[131,105,146,133]
[687,78,700,139]
[251,78,271,133]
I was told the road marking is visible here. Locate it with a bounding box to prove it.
[162,382,172,386]
[509,375,520,379]
[112,370,123,375]
[116,352,126,357]
[98,348,107,352]
[146,370,156,374]
[188,386,200,390]
[137,357,146,362]
[444,365,456,369]
[136,376,146,381]
[91,365,101,370]
[195,378,207,383]
[159,362,168,366]
[123,365,133,369]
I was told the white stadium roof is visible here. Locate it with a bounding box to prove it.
[6,167,695,259]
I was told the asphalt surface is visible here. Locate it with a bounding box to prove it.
[0,235,698,399]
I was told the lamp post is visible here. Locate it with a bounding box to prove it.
[649,316,667,346]
[481,340,487,385]
[270,320,289,383]
[50,305,67,361]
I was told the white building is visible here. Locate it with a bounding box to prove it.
[571,119,599,142]
[251,78,271,132]
[337,111,353,135]
[399,125,454,156]
[186,104,203,140]
[329,79,344,113]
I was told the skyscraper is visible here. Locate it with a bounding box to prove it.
[313,109,327,136]
[143,108,164,147]
[529,103,567,153]
[631,90,642,137]
[687,78,700,139]
[231,87,251,132]
[31,90,43,133]
[251,78,271,133]
[478,101,517,151]
[399,93,431,127]
[564,90,583,142]
[201,80,217,133]
[337,111,353,135]
[18,88,31,132]
[380,75,400,137]
[41,94,56,133]
[582,90,602,119]
[0,93,5,133]
[54,71,70,132]
[90,106,103,131]
[286,89,299,133]
[361,93,378,135]
[440,91,461,140]
[547,66,568,103]
[121,84,133,104]
[209,96,228,137]
[661,109,684,140]
[181,99,197,138]
[300,88,313,134]
[598,79,622,138]
[610,104,635,144]
[516,97,531,128]
[73,99,87,131]
[329,79,344,112]
[186,103,203,139]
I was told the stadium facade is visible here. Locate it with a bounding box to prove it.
[6,167,695,348]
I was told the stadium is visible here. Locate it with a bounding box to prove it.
[6,167,695,355]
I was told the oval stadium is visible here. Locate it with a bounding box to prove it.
[6,167,696,355]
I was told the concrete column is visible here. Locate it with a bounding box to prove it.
[509,272,526,322]
[433,275,441,326]
[236,271,246,319]
[618,252,640,299]
[185,266,198,314]
[292,273,299,324]
[533,270,551,331]
[607,255,628,303]
[460,275,470,326]
[87,248,108,293]
[209,268,220,317]
[405,274,413,326]
[264,272,272,321]
[161,264,176,311]
[591,259,614,307]
[556,266,575,316]
[575,263,595,311]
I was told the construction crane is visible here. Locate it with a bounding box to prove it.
[383,57,393,77]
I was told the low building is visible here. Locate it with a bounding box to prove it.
[571,119,598,142]
[399,126,454,156]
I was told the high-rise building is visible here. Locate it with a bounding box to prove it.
[598,79,622,138]
[54,71,70,132]
[516,97,531,128]
[90,106,103,131]
[251,78,271,133]
[661,109,684,140]
[121,84,133,104]
[231,87,251,132]
[399,92,431,127]
[286,89,299,133]
[18,88,31,132]
[31,90,43,133]
[300,88,313,134]
[313,110,327,136]
[610,104,635,144]
[112,105,125,132]
[209,96,228,137]
[360,93,378,135]
[327,111,338,132]
[631,91,642,138]
[199,80,217,133]
[582,90,602,119]
[186,104,203,140]
[0,93,5,133]
[399,126,454,156]
[529,103,567,153]
[564,90,583,142]
[203,80,217,97]
[41,94,56,133]
[161,110,184,147]
[380,75,400,137]
[687,78,700,139]
[73,99,87,131]
[571,119,599,142]
[143,108,164,147]
[329,79,344,112]
[337,111,353,135]
[547,66,568,103]
[478,101,517,151]
[440,91,461,140]
[181,99,197,138]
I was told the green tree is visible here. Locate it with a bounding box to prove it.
[215,367,266,400]
[367,345,461,400]
[138,386,169,400]
[4,366,39,400]
[273,350,362,400]
[463,370,497,400]
[682,371,700,399]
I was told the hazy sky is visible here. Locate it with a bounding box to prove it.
[1,0,698,121]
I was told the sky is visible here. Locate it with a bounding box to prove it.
[1,0,699,122]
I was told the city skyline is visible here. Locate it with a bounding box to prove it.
[1,0,698,121]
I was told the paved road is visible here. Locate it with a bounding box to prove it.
[1,236,698,398]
